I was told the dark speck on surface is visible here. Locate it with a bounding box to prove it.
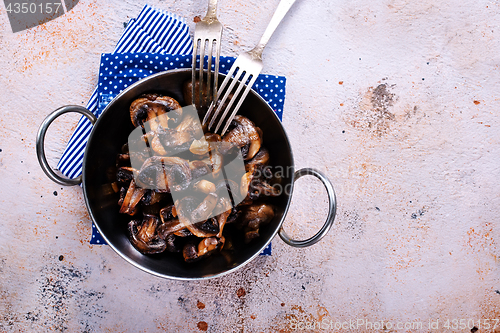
[0,149,2,152]
[53,191,58,196]
[471,327,478,333]
[422,78,425,80]
[302,285,305,290]
[236,288,246,298]
[375,207,380,211]
[55,236,58,239]
[123,21,128,28]
[21,160,23,163]
[59,255,64,261]
[342,130,345,133]
[495,290,500,295]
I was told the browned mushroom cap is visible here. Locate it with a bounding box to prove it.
[157,126,193,155]
[176,195,219,237]
[159,204,177,222]
[189,160,212,179]
[243,204,275,243]
[136,156,192,192]
[129,94,181,130]
[119,180,146,216]
[240,165,279,200]
[191,193,218,223]
[116,166,137,184]
[128,215,166,254]
[157,218,185,239]
[221,115,261,160]
[182,236,225,262]
[215,196,232,237]
[165,234,183,253]
[141,190,164,206]
[175,113,203,139]
[245,148,269,173]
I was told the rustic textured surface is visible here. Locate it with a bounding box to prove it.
[1,0,500,332]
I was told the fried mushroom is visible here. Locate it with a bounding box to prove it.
[136,156,191,192]
[182,236,225,262]
[119,180,146,216]
[129,94,181,130]
[221,116,261,160]
[128,215,166,254]
[242,204,275,243]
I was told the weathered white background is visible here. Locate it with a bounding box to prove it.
[1,0,499,331]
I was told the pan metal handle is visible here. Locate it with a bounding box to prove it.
[279,168,337,247]
[36,105,96,186]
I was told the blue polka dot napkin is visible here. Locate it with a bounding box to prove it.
[57,5,286,257]
[97,53,286,119]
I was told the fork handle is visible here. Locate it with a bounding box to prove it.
[250,0,297,59]
[205,0,219,20]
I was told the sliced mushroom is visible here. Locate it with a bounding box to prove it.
[165,234,182,253]
[116,166,137,184]
[193,179,216,194]
[119,180,146,216]
[245,148,269,173]
[128,215,166,254]
[240,165,279,200]
[189,138,210,155]
[136,156,191,192]
[221,116,261,160]
[176,195,219,237]
[157,126,193,154]
[175,113,203,139]
[182,236,225,262]
[141,190,164,205]
[209,151,223,178]
[215,196,232,237]
[189,160,212,179]
[160,204,177,222]
[157,218,185,239]
[129,94,180,130]
[242,204,275,243]
[191,193,218,223]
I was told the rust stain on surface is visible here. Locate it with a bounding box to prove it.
[196,300,205,309]
[197,321,208,331]
[236,287,246,298]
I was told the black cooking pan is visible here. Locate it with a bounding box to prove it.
[36,69,337,280]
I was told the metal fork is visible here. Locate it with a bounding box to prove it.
[192,0,223,110]
[203,0,297,135]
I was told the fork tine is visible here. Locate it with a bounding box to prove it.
[220,75,258,135]
[208,68,242,130]
[203,63,239,126]
[198,40,206,107]
[191,38,198,106]
[214,71,252,133]
[206,40,214,105]
[213,41,221,103]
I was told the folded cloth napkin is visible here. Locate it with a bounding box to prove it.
[57,5,286,256]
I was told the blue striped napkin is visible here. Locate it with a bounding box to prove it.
[58,5,286,256]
